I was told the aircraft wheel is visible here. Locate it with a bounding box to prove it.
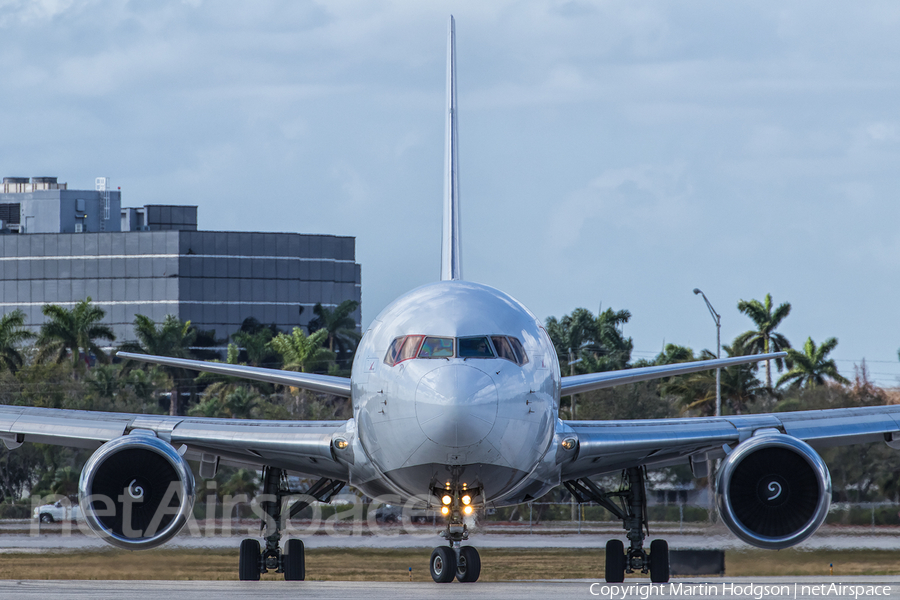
[239,538,261,581]
[456,546,481,582]
[430,546,457,583]
[649,539,669,583]
[605,539,625,583]
[283,538,306,581]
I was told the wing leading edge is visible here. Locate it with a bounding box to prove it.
[0,404,352,480]
[561,406,900,481]
[117,351,352,397]
[560,352,787,396]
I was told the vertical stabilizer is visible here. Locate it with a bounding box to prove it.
[442,15,462,281]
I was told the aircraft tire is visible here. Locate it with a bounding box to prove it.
[239,538,261,581]
[39,514,54,524]
[456,546,481,582]
[430,546,457,583]
[283,539,306,581]
[649,539,669,583]
[605,539,625,583]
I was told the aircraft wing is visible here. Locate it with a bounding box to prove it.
[117,351,352,397]
[559,352,787,396]
[0,404,353,480]
[560,406,900,481]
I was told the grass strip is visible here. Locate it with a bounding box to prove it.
[0,548,896,581]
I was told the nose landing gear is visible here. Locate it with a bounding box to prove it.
[565,467,670,583]
[429,486,482,583]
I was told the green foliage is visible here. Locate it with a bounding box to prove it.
[660,344,764,416]
[0,309,35,373]
[734,293,792,388]
[189,386,265,419]
[270,327,334,374]
[778,336,849,389]
[119,314,198,416]
[577,381,674,421]
[307,300,361,370]
[231,317,281,368]
[35,298,115,372]
[546,306,633,374]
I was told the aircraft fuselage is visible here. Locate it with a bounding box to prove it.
[348,280,564,506]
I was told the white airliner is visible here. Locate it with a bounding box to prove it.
[2,16,899,585]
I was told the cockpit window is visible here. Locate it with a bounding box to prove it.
[384,335,424,366]
[385,334,528,366]
[458,336,494,358]
[418,337,454,358]
[491,336,516,362]
[508,337,529,365]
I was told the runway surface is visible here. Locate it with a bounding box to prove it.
[4,530,900,552]
[0,578,899,600]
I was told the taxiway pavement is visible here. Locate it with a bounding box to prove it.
[0,578,899,600]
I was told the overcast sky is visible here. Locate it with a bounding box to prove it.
[2,1,900,386]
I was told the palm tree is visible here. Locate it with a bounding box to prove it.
[120,366,169,413]
[307,300,361,367]
[35,298,115,373]
[589,308,633,371]
[661,344,763,415]
[546,307,633,372]
[0,309,35,373]
[734,293,792,389]
[232,328,277,367]
[119,314,197,416]
[546,308,596,369]
[269,328,334,374]
[778,337,849,389]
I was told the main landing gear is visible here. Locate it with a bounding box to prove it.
[565,466,670,584]
[238,467,345,581]
[429,487,481,583]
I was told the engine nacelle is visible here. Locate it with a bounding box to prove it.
[78,434,195,550]
[716,433,830,549]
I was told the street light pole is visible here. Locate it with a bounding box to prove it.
[693,288,721,417]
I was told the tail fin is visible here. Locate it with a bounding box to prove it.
[441,15,462,281]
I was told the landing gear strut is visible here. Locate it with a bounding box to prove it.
[565,466,669,583]
[238,466,345,581]
[430,486,481,583]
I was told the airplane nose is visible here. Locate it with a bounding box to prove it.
[415,364,498,448]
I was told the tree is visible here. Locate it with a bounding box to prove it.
[35,298,115,373]
[232,328,277,368]
[734,293,792,389]
[119,314,197,416]
[120,366,169,414]
[777,336,849,389]
[546,306,633,373]
[660,344,763,415]
[190,386,262,419]
[0,309,35,373]
[546,308,597,370]
[585,308,634,372]
[269,328,334,374]
[307,300,361,368]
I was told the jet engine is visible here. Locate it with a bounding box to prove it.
[716,433,831,549]
[78,434,195,550]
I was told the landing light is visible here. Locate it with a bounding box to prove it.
[334,438,349,450]
[441,506,450,516]
[441,495,452,505]
[561,437,577,451]
[461,495,471,505]
[463,505,473,516]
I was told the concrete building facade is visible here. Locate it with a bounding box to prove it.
[0,177,361,344]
